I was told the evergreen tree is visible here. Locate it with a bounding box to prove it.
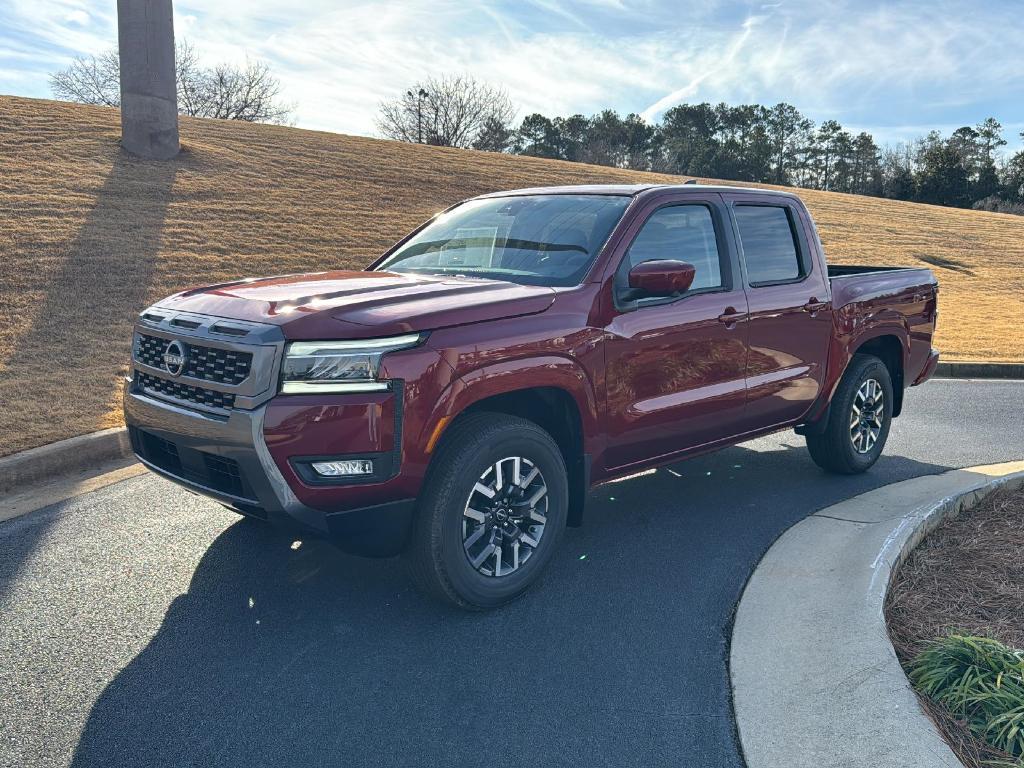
[815,120,846,190]
[915,140,971,207]
[514,113,560,158]
[766,102,802,185]
[975,117,1007,161]
[1003,146,1024,203]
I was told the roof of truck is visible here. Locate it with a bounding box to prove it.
[475,183,801,199]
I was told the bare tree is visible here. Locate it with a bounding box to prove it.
[49,50,121,107]
[49,41,294,124]
[377,75,515,149]
[191,60,293,123]
[174,40,205,118]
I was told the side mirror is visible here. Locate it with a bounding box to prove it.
[627,260,696,298]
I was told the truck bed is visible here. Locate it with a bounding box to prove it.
[828,265,937,316]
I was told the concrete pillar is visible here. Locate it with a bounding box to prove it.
[117,0,179,159]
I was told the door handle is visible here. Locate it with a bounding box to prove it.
[802,298,829,313]
[717,307,746,326]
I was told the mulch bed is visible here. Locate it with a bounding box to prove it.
[886,485,1024,768]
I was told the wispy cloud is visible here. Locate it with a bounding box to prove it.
[639,12,765,121]
[2,0,1022,152]
[524,0,592,30]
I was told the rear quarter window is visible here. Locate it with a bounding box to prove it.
[734,205,803,285]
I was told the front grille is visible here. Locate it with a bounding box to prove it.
[135,334,253,385]
[137,372,236,410]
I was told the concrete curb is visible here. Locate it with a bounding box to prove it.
[730,460,1024,768]
[934,361,1024,379]
[0,427,134,496]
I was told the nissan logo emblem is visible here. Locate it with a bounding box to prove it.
[163,340,187,377]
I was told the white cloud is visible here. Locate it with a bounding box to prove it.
[2,0,1022,149]
[64,9,90,25]
[6,0,114,52]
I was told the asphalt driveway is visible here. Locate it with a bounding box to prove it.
[2,379,1022,768]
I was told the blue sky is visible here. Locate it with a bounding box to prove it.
[2,0,1023,153]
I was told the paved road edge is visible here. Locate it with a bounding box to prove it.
[730,460,1024,768]
[0,427,133,496]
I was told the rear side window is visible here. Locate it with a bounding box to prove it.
[622,205,722,291]
[734,205,802,285]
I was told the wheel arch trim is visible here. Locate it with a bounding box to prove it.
[800,325,908,431]
[419,358,599,526]
[420,357,598,451]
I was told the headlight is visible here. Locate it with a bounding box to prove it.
[280,333,423,394]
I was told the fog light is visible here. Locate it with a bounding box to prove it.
[310,459,374,477]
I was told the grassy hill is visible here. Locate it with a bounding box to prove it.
[1,94,1022,457]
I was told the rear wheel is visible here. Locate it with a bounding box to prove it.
[405,413,568,610]
[805,353,894,474]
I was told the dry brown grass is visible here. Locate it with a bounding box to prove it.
[886,487,1024,768]
[2,94,1023,456]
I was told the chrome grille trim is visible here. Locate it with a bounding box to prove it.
[135,333,253,385]
[131,307,286,414]
[136,372,236,412]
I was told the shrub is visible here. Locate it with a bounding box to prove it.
[972,195,1024,216]
[909,635,1024,760]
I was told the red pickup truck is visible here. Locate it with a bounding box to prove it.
[124,184,939,608]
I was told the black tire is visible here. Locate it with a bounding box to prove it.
[404,412,568,610]
[805,353,894,475]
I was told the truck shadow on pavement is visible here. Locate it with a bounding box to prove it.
[68,441,950,768]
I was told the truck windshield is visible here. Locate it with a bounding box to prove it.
[376,194,631,287]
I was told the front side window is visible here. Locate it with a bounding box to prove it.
[376,194,631,287]
[619,204,723,293]
[734,205,803,284]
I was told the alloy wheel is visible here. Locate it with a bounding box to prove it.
[462,456,549,577]
[850,378,885,454]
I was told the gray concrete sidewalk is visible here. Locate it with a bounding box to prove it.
[731,460,1024,768]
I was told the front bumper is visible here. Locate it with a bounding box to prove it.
[124,388,416,556]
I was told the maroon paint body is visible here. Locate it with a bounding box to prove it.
[125,184,939,548]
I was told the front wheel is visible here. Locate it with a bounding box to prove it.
[405,413,568,610]
[805,353,894,474]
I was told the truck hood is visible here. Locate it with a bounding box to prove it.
[155,270,557,339]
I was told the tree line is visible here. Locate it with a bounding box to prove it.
[378,75,1024,215]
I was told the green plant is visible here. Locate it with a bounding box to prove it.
[909,635,1024,761]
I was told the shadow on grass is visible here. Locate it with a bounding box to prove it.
[0,147,177,450]
[917,253,976,276]
[66,443,951,768]
[0,149,176,598]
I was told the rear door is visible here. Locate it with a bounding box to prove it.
[724,193,833,429]
[601,192,750,470]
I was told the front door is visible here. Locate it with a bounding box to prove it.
[602,195,750,471]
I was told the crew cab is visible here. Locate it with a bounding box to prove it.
[124,184,940,609]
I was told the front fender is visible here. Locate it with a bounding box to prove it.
[419,354,601,456]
